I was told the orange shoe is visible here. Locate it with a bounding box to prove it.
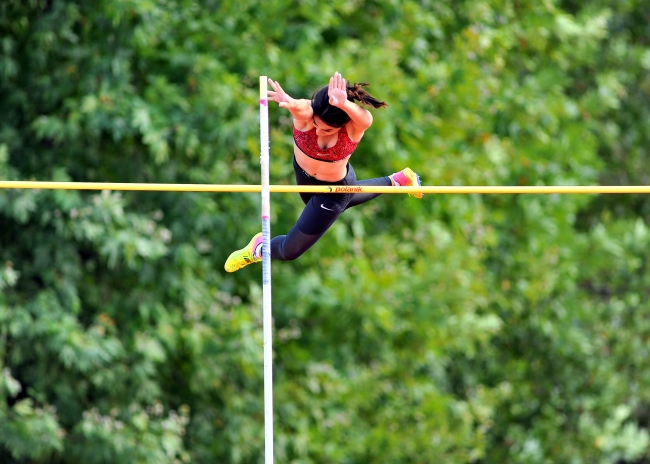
[392,168,423,199]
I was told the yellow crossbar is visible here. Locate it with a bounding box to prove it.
[0,181,649,194]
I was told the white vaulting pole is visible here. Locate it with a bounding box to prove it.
[259,76,274,464]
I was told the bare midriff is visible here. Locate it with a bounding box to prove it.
[294,148,349,181]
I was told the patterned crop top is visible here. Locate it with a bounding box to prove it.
[293,125,359,163]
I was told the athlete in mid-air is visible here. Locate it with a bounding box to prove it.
[225,71,422,272]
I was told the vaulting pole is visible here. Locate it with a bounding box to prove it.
[259,76,274,464]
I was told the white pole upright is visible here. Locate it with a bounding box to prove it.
[259,76,274,464]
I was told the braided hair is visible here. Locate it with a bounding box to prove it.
[311,81,387,128]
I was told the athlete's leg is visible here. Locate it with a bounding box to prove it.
[347,167,423,207]
[346,176,392,208]
[271,160,356,261]
[271,188,353,260]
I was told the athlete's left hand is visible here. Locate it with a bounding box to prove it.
[328,72,348,107]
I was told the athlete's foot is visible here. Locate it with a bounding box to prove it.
[224,233,263,272]
[392,167,423,199]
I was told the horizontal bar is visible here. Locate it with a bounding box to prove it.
[0,181,649,194]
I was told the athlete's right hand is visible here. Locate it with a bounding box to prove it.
[268,78,297,109]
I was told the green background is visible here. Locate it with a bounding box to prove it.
[2,0,650,462]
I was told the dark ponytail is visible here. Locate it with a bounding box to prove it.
[346,82,388,109]
[311,81,387,128]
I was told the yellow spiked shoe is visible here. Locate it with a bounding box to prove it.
[224,233,263,272]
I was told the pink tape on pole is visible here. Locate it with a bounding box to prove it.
[260,99,268,106]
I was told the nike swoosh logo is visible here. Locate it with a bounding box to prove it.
[320,204,334,211]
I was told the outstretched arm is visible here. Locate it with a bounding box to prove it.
[268,78,313,122]
[328,72,373,132]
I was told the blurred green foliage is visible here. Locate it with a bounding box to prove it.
[1,0,650,462]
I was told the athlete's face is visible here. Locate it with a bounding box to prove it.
[313,116,341,137]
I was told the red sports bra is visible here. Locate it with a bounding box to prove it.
[293,125,359,163]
